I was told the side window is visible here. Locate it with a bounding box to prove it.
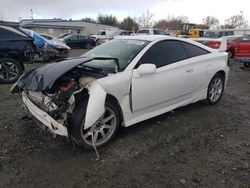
[101,31,106,35]
[139,40,188,68]
[138,30,150,34]
[70,35,77,40]
[79,35,87,39]
[153,30,159,35]
[181,42,209,58]
[218,31,224,37]
[225,31,234,36]
[159,30,167,35]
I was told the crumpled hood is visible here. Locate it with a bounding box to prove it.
[16,57,92,91]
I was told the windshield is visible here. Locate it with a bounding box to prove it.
[81,39,149,70]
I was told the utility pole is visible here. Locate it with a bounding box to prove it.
[239,11,243,29]
[30,9,33,20]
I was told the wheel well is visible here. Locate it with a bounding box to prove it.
[106,94,124,124]
[215,70,225,81]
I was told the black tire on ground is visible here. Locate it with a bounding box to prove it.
[86,43,91,49]
[244,62,250,68]
[228,52,234,58]
[70,98,120,150]
[207,73,225,105]
[0,58,23,84]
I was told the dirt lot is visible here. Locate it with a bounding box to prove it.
[0,49,250,188]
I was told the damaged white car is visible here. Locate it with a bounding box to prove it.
[11,35,229,149]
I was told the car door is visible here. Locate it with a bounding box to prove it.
[65,35,77,48]
[80,35,89,48]
[180,41,211,92]
[131,40,194,114]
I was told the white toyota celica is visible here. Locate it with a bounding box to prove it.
[11,35,229,149]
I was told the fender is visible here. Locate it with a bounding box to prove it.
[84,82,107,130]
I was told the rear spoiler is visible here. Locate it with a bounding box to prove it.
[193,38,227,52]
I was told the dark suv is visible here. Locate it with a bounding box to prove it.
[0,25,35,83]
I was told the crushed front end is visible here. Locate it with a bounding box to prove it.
[10,57,113,137]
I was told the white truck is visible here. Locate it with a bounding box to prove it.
[91,29,122,44]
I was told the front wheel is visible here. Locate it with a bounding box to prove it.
[0,58,23,84]
[70,99,120,150]
[207,73,225,105]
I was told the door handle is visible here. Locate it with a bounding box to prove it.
[186,69,193,73]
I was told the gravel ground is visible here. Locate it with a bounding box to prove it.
[0,50,250,188]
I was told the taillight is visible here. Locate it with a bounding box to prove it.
[204,41,221,49]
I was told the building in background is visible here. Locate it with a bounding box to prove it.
[20,19,119,36]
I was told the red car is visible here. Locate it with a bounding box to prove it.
[221,35,242,58]
[232,36,250,68]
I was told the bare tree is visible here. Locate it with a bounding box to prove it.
[97,14,119,26]
[225,15,248,28]
[153,16,189,30]
[138,10,154,28]
[119,16,139,31]
[202,16,219,28]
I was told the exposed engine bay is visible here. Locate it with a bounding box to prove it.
[23,67,106,130]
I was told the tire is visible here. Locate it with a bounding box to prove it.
[228,52,234,58]
[86,43,91,49]
[207,73,225,105]
[0,58,23,84]
[70,99,120,150]
[244,62,250,68]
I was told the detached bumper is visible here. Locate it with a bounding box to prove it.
[22,92,68,137]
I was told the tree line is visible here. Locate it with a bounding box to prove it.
[81,10,248,31]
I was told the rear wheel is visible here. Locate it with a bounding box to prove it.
[70,99,120,150]
[0,58,23,84]
[207,73,225,105]
[244,62,250,68]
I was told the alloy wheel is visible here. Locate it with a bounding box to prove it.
[208,77,223,103]
[0,62,19,82]
[81,107,117,147]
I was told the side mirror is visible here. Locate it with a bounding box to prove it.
[136,64,156,76]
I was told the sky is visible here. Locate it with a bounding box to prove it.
[0,0,249,25]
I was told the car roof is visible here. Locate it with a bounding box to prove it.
[115,35,174,41]
[115,35,216,53]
